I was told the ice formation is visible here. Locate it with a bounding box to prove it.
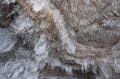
[34,34,48,55]
[2,0,16,4]
[0,28,16,53]
[52,9,76,54]
[28,0,50,12]
[0,0,120,79]
[12,12,34,33]
[34,34,49,69]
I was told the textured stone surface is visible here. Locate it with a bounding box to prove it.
[0,0,120,79]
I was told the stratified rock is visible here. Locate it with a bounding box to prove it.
[0,0,120,79]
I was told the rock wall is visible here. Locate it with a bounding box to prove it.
[0,0,120,79]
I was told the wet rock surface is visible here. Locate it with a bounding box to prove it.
[0,0,120,79]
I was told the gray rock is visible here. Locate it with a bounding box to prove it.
[0,0,120,79]
[0,28,16,53]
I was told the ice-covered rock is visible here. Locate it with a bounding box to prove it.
[34,34,48,55]
[34,34,49,70]
[0,28,16,53]
[12,12,34,33]
[2,0,16,5]
[0,0,120,79]
[113,59,120,73]
[52,9,76,54]
[28,0,50,12]
[0,48,39,79]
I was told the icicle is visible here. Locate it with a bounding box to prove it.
[75,59,91,73]
[49,57,73,75]
[81,60,90,73]
[62,65,73,75]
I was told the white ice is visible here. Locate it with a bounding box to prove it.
[2,0,16,5]
[29,0,50,12]
[12,13,33,33]
[0,28,16,53]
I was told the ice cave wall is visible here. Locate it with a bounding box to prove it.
[0,0,120,79]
